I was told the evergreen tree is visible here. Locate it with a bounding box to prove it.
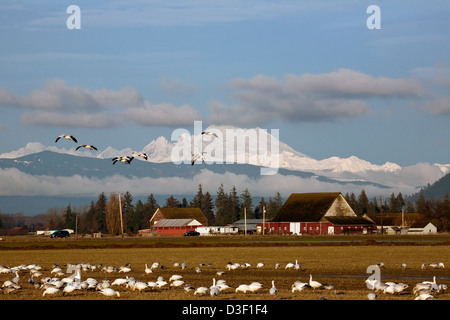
[239,188,254,219]
[202,192,215,225]
[214,184,228,226]
[229,186,240,222]
[94,192,107,233]
[358,189,369,215]
[164,195,180,208]
[123,191,134,232]
[265,193,283,219]
[128,200,144,233]
[255,197,266,219]
[190,184,204,209]
[63,203,77,230]
[142,194,159,229]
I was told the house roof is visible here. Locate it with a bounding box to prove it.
[272,192,374,225]
[151,207,208,225]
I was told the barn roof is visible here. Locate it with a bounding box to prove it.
[272,193,341,222]
[153,219,202,228]
[150,207,208,225]
[272,192,374,225]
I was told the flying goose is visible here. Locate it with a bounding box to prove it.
[76,144,98,151]
[132,151,148,160]
[55,134,77,143]
[112,156,134,165]
[201,131,218,138]
[191,152,206,165]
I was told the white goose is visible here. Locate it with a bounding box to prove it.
[76,144,98,151]
[42,287,60,297]
[169,275,183,282]
[144,264,153,274]
[99,288,120,297]
[194,286,208,295]
[269,280,278,295]
[309,274,323,289]
[55,134,77,143]
[210,278,219,297]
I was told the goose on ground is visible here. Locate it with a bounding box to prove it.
[99,287,120,297]
[112,156,134,165]
[131,281,148,292]
[194,286,208,295]
[248,282,263,293]
[62,284,79,296]
[169,275,183,282]
[269,280,278,295]
[309,275,323,289]
[144,264,153,274]
[285,262,295,269]
[170,280,185,288]
[275,263,281,269]
[291,281,310,293]
[235,284,250,293]
[55,134,77,143]
[42,287,60,297]
[76,144,98,151]
[184,284,195,293]
[210,278,219,297]
[111,278,128,286]
[367,292,377,300]
[415,293,437,300]
[257,263,265,268]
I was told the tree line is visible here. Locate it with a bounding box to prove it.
[1,188,449,235]
[344,190,450,232]
[0,184,284,236]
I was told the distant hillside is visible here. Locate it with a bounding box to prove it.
[411,172,450,201]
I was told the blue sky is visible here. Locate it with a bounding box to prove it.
[0,0,449,167]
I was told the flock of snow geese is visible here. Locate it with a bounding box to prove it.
[0,260,447,300]
[55,131,216,166]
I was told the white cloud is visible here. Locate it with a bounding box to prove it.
[0,167,416,199]
[210,69,429,125]
[0,79,201,128]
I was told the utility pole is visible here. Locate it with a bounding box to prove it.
[262,205,266,235]
[244,207,247,237]
[401,205,405,235]
[379,196,383,235]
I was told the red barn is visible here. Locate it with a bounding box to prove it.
[260,192,376,235]
[142,207,208,237]
[151,218,203,237]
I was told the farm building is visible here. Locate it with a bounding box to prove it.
[229,219,263,234]
[196,226,239,236]
[139,207,208,237]
[372,212,437,234]
[261,192,376,235]
[149,207,208,227]
[150,218,203,236]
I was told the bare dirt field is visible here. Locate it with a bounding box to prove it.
[1,234,449,303]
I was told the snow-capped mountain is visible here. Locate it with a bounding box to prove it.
[0,127,448,199]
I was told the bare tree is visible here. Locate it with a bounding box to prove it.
[105,193,123,236]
